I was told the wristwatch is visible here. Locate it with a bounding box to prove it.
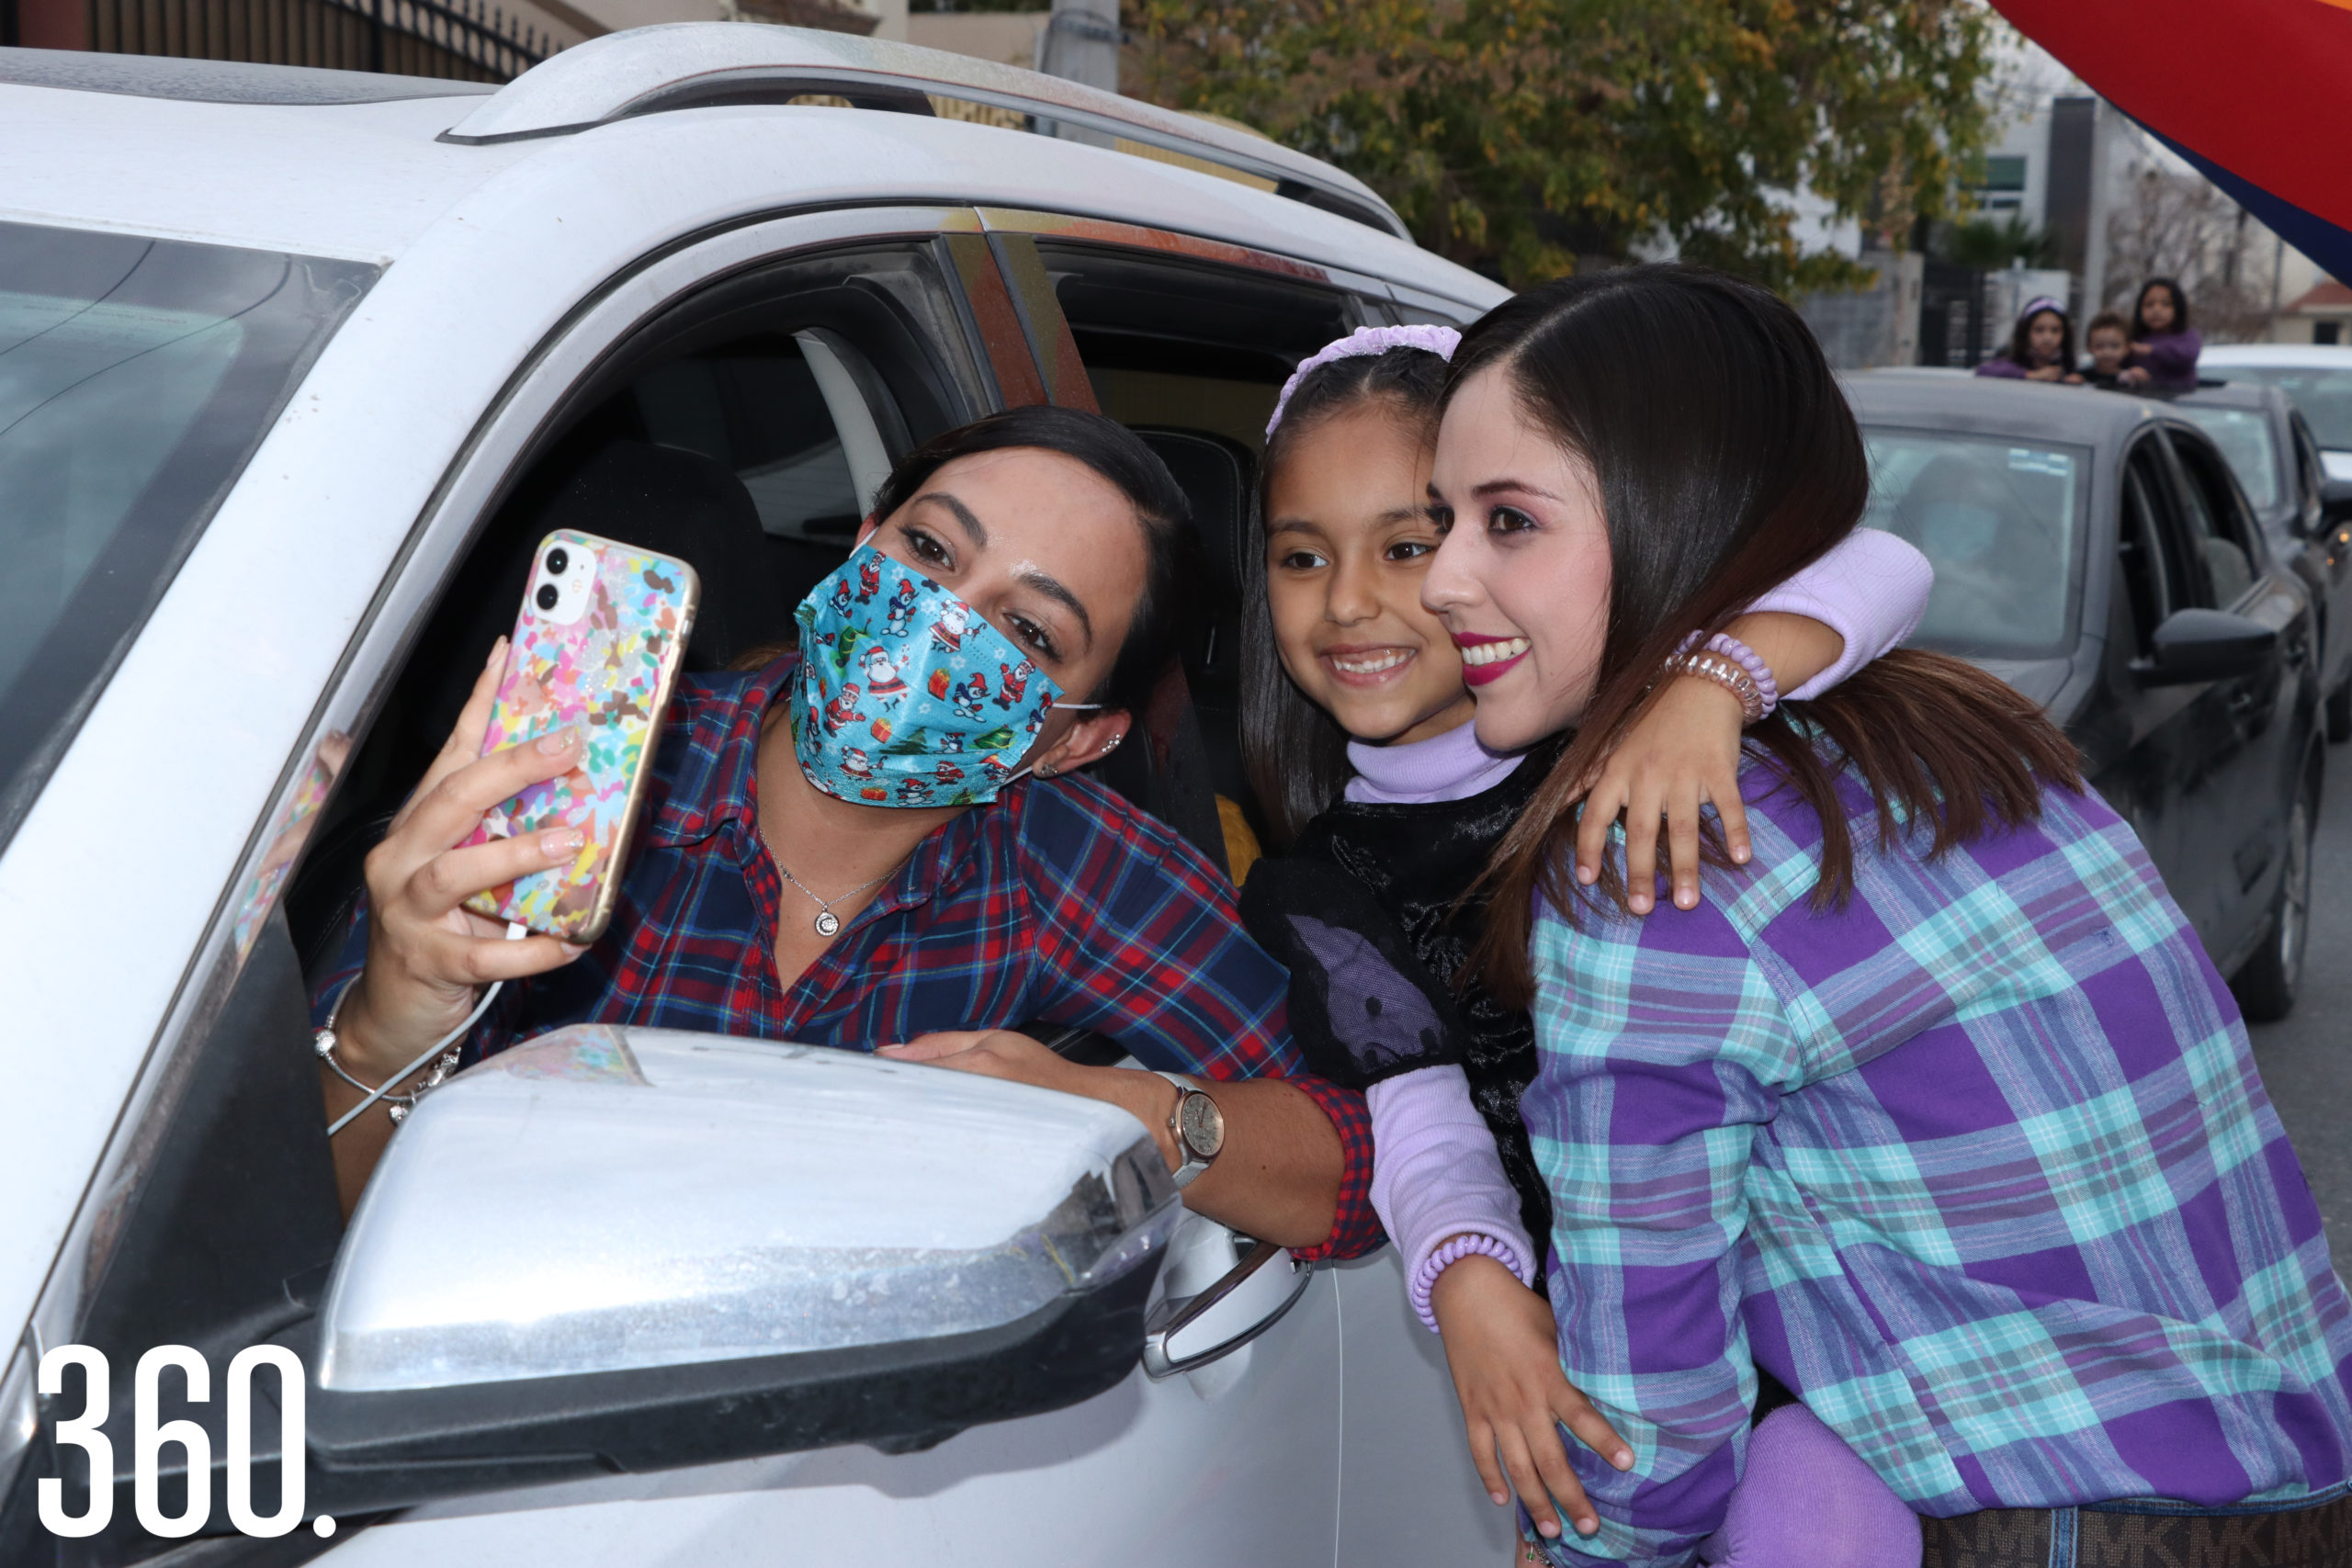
[1156,1072,1226,1190]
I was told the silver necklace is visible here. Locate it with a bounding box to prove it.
[776,861,893,937]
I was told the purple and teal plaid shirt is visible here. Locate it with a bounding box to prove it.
[1527,756,2352,1564]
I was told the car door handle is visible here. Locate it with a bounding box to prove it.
[1140,1236,1310,1378]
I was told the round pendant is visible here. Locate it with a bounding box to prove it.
[814,910,840,937]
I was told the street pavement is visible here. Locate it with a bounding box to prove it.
[2248,754,2352,1259]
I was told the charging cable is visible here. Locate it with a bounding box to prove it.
[324,921,529,1136]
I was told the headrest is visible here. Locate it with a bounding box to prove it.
[531,440,781,670]
[1134,427,1256,608]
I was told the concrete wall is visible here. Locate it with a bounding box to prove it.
[1799,253,1924,370]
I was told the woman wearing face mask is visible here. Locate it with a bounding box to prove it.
[1973,298,2081,383]
[1418,265,2352,1564]
[311,407,1378,1262]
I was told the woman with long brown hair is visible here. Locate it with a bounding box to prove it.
[1414,265,2352,1564]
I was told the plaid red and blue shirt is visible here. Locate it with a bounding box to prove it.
[319,655,1378,1260]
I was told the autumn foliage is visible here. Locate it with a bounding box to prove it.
[1127,0,1997,289]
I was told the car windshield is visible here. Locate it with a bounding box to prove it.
[2174,405,2280,512]
[2221,364,2352,451]
[1860,429,2086,659]
[0,220,374,850]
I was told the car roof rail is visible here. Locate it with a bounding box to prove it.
[438,22,1410,241]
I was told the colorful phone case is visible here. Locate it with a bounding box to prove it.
[459,529,699,942]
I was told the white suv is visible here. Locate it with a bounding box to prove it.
[0,25,1519,1567]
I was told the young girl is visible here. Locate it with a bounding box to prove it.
[1233,325,1933,1558]
[1973,297,2081,383]
[1424,265,2352,1564]
[2120,276,2201,392]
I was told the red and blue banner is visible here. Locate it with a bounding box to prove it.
[1992,0,2352,282]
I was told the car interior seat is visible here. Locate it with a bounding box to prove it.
[1132,427,1266,873]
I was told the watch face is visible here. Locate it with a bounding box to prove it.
[1179,1091,1225,1159]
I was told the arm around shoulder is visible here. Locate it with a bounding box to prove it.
[1747,527,1933,700]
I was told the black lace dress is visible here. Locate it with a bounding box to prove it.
[1240,745,1556,1256]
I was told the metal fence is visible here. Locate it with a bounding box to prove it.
[85,0,549,81]
[1919,259,1990,369]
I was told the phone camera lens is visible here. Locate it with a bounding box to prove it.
[536,583,560,612]
[546,547,569,576]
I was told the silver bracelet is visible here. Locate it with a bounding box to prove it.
[313,979,464,1127]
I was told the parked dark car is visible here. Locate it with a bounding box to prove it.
[2175,380,2352,740]
[1845,373,2325,1020]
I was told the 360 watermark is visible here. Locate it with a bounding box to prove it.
[36,1345,334,1540]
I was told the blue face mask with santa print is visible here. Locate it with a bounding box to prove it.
[788,544,1094,807]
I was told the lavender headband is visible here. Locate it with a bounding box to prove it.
[1265,323,1462,439]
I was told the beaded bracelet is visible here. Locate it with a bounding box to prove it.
[1702,632,1779,714]
[1668,632,1779,725]
[1410,1232,1535,1333]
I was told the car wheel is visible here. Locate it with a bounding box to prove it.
[2233,784,2315,1023]
[2328,677,2352,745]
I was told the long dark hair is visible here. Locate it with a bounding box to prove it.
[2132,276,2191,338]
[1239,344,1452,845]
[2006,302,2075,370]
[1452,265,2082,1007]
[867,406,1197,713]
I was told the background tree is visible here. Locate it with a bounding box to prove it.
[1127,0,1999,289]
[2101,164,2277,343]
[1934,212,2060,270]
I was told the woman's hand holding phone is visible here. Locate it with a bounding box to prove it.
[332,638,592,1085]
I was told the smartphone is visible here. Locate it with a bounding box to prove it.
[459,528,699,942]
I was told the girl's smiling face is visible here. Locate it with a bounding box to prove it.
[1421,365,1614,753]
[1264,403,1475,746]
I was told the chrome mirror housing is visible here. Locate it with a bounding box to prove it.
[305,1025,1178,1506]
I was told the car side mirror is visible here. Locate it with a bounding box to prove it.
[2134,607,2278,687]
[303,1026,1179,1514]
[2322,477,2352,529]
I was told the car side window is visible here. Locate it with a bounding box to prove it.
[3,231,995,1560]
[2119,449,2175,656]
[2164,429,2258,606]
[1034,243,1364,450]
[1022,240,1377,845]
[606,246,983,618]
[281,242,980,984]
[633,334,881,544]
